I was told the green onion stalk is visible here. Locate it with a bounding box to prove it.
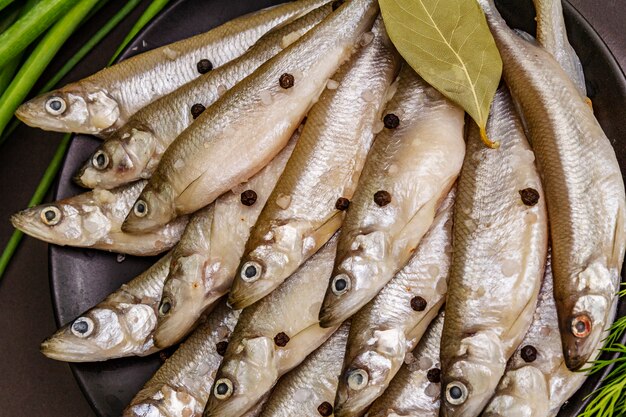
[0,0,75,64]
[0,0,42,97]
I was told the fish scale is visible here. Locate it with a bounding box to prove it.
[332,190,453,417]
[16,0,326,135]
[153,133,298,349]
[227,15,401,310]
[203,236,340,417]
[258,322,351,417]
[478,0,626,371]
[121,0,381,233]
[318,65,465,329]
[483,252,601,417]
[124,301,240,417]
[366,313,445,417]
[439,86,548,417]
[76,3,332,189]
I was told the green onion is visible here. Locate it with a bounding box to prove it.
[109,0,171,64]
[0,0,41,96]
[0,0,75,63]
[0,0,15,14]
[0,133,71,278]
[0,0,100,137]
[0,2,21,33]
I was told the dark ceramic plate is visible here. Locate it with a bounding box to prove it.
[49,0,626,416]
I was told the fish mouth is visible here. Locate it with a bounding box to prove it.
[227,276,277,310]
[10,211,50,242]
[40,336,104,362]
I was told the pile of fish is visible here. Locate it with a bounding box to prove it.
[11,0,625,415]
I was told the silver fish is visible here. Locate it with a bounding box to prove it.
[532,0,586,96]
[478,0,626,370]
[124,301,239,417]
[333,190,454,417]
[41,253,171,361]
[227,16,401,310]
[75,4,332,189]
[121,0,380,233]
[318,65,465,328]
[11,181,188,256]
[154,133,299,348]
[366,313,445,417]
[482,252,605,417]
[203,235,340,417]
[258,322,350,417]
[15,0,327,136]
[439,86,548,417]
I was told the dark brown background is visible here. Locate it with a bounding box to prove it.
[0,0,624,416]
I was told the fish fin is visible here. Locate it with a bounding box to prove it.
[276,323,339,373]
[404,298,445,347]
[307,211,344,256]
[513,29,538,45]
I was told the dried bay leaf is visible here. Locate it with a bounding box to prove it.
[380,0,503,147]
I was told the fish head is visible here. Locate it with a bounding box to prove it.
[124,384,201,417]
[482,366,550,417]
[75,126,157,189]
[204,336,279,416]
[319,230,391,328]
[228,223,306,309]
[15,84,121,135]
[559,262,616,370]
[122,186,175,233]
[11,200,112,246]
[154,253,207,348]
[440,331,506,417]
[334,329,406,417]
[40,304,156,361]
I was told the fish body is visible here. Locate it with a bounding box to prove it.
[154,133,299,348]
[41,254,171,361]
[366,313,445,417]
[11,180,187,256]
[318,66,465,328]
[124,301,239,417]
[227,16,400,309]
[439,86,548,417]
[532,0,586,96]
[203,236,340,417]
[483,252,600,417]
[258,322,350,417]
[332,190,454,417]
[76,4,332,189]
[15,0,327,135]
[122,0,380,233]
[478,0,626,370]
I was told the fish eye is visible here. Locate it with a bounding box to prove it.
[71,317,94,338]
[445,381,468,405]
[158,298,171,316]
[40,206,62,226]
[45,97,67,115]
[571,313,592,338]
[331,274,351,295]
[347,369,369,391]
[240,261,262,282]
[213,378,234,400]
[92,150,110,170]
[133,200,148,217]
